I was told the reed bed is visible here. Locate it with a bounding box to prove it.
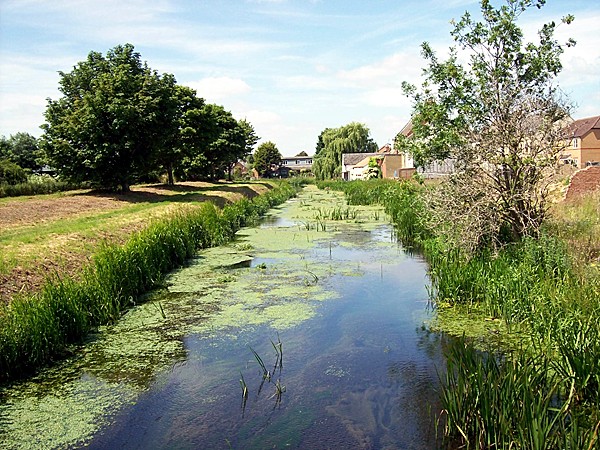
[0,182,298,381]
[319,179,600,448]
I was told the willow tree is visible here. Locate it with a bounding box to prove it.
[313,122,378,180]
[402,0,574,251]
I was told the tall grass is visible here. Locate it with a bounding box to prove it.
[0,182,298,381]
[319,179,600,447]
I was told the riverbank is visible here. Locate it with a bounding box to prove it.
[0,181,300,382]
[318,179,600,448]
[0,181,275,303]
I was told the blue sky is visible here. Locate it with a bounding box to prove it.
[1,0,598,156]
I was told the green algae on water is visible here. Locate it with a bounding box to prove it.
[0,185,392,450]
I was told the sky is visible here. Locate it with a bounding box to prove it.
[1,0,598,156]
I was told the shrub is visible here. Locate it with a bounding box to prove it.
[0,159,27,185]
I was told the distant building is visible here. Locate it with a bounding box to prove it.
[561,115,600,168]
[342,144,415,181]
[253,152,312,179]
[280,151,313,174]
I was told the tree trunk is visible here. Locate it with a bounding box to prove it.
[167,162,174,185]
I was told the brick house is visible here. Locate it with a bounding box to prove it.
[342,144,415,180]
[561,115,600,168]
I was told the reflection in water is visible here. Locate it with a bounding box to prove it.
[0,186,447,450]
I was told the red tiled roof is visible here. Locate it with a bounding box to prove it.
[565,115,600,138]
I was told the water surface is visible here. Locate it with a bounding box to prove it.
[0,186,446,449]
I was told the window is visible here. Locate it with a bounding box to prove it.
[572,138,579,149]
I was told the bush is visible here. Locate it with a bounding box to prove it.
[0,159,27,185]
[0,174,89,198]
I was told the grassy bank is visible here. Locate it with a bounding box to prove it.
[0,182,299,382]
[0,181,275,302]
[318,179,600,449]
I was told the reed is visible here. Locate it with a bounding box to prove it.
[271,333,283,371]
[272,378,286,406]
[0,182,298,382]
[249,346,271,381]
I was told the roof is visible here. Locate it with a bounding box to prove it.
[399,119,413,138]
[342,153,378,167]
[353,156,372,168]
[565,115,600,138]
[377,144,392,154]
[295,151,309,157]
[282,155,312,161]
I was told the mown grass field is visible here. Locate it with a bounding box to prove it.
[0,181,273,302]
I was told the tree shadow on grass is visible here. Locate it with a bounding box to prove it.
[77,182,272,206]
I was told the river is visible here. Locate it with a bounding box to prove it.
[0,185,446,449]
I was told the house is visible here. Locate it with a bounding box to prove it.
[561,115,600,168]
[280,151,313,174]
[342,153,378,180]
[396,119,455,178]
[342,144,415,180]
[252,165,291,179]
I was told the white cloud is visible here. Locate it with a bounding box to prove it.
[187,77,251,102]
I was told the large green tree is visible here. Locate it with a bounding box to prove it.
[253,141,281,177]
[155,85,205,185]
[176,104,250,181]
[312,122,378,180]
[401,0,574,250]
[41,44,177,191]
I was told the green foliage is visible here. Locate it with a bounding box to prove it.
[364,157,382,180]
[403,0,575,244]
[1,133,42,171]
[312,122,378,180]
[441,338,599,450]
[41,44,179,192]
[0,182,299,381]
[253,141,282,177]
[176,103,252,181]
[0,175,88,198]
[0,159,27,185]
